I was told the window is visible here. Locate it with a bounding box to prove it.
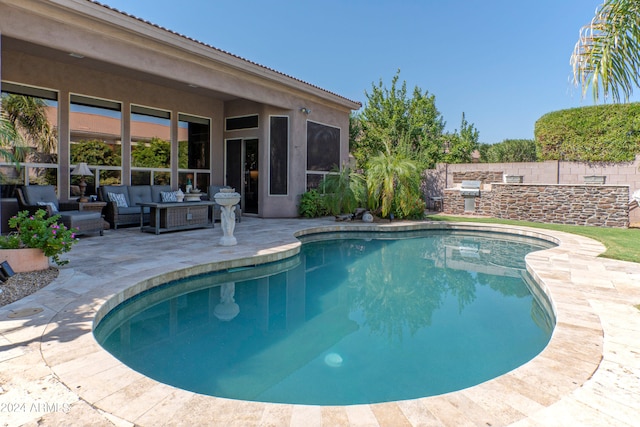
[179,113,211,191]
[306,121,340,189]
[130,105,171,185]
[70,95,122,193]
[0,82,59,193]
[269,116,288,195]
[225,114,258,131]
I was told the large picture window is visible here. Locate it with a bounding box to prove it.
[1,82,59,195]
[130,105,171,185]
[178,113,211,191]
[69,95,122,194]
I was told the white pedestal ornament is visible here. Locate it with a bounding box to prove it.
[214,188,241,246]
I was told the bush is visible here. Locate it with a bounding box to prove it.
[394,194,426,220]
[320,166,366,215]
[298,190,327,218]
[535,103,640,162]
[482,139,537,163]
[0,209,79,266]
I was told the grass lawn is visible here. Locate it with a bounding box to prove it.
[426,214,640,264]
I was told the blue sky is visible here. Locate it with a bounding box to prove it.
[100,0,617,144]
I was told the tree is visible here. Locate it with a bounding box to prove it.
[365,141,424,219]
[482,139,538,163]
[0,114,26,165]
[320,164,366,215]
[571,0,640,102]
[352,70,446,170]
[70,140,121,166]
[1,94,57,156]
[442,113,479,164]
[349,112,361,154]
[70,139,121,185]
[131,137,171,168]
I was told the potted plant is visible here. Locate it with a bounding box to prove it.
[0,209,79,271]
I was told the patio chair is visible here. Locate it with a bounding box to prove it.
[17,185,104,236]
[208,186,241,222]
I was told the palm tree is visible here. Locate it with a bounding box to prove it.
[0,113,26,165]
[320,164,366,215]
[366,141,421,218]
[1,94,57,155]
[571,0,640,102]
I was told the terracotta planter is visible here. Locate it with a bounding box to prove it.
[0,248,49,273]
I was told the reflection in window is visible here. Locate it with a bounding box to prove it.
[1,83,59,192]
[131,106,171,185]
[179,114,210,191]
[70,95,122,195]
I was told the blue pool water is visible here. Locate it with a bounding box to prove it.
[95,230,555,405]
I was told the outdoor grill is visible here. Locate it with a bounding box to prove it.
[459,180,481,197]
[459,180,481,212]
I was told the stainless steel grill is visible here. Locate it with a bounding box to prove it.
[459,180,481,197]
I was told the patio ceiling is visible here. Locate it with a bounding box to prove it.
[2,36,238,102]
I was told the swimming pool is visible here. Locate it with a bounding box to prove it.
[94,229,555,405]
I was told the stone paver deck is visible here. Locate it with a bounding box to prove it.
[1,217,639,426]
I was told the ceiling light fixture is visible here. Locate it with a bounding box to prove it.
[68,53,85,59]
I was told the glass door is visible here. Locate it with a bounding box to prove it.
[225,138,259,214]
[244,139,259,214]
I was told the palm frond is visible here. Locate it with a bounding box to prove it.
[0,113,26,167]
[571,0,640,103]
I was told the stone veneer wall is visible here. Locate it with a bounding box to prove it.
[452,171,504,184]
[443,184,629,228]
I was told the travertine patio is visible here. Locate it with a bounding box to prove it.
[1,217,639,426]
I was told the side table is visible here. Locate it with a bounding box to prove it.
[79,201,110,230]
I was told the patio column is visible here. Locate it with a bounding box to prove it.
[121,102,131,185]
[171,111,178,189]
[58,89,71,200]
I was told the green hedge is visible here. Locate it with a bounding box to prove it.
[534,103,640,162]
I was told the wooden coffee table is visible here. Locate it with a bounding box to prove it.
[138,201,216,234]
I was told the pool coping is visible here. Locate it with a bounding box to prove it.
[1,218,639,426]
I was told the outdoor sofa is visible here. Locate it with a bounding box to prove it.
[17,185,104,236]
[98,184,242,229]
[98,185,175,229]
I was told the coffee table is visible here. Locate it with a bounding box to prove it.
[138,201,216,234]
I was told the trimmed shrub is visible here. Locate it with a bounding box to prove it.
[535,103,640,162]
